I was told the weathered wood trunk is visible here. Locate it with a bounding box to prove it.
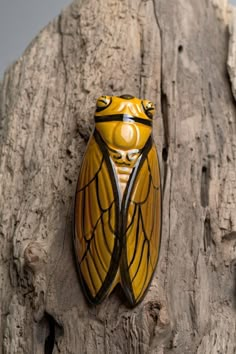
[0,0,236,353]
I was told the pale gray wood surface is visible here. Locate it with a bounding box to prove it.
[0,0,235,353]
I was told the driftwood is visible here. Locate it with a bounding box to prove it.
[0,0,236,353]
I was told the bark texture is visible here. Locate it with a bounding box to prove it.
[0,0,236,353]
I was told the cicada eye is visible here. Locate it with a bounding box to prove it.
[142,100,155,119]
[96,96,111,111]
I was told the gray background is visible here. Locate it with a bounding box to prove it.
[0,0,71,78]
[0,0,236,78]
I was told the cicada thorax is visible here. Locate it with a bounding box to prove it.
[95,120,152,197]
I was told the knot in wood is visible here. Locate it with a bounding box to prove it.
[24,242,47,272]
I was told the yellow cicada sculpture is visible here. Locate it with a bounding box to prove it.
[74,94,161,306]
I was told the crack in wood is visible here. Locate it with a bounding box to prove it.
[44,313,56,354]
[203,213,212,252]
[201,165,210,208]
[43,312,63,354]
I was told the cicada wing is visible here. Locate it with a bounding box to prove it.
[121,142,162,306]
[74,135,120,304]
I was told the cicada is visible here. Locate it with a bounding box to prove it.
[74,94,161,306]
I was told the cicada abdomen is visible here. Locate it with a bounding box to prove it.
[74,94,161,306]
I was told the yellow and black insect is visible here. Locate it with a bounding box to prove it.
[74,94,161,306]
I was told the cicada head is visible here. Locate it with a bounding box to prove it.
[142,99,155,119]
[94,95,155,151]
[96,96,112,112]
